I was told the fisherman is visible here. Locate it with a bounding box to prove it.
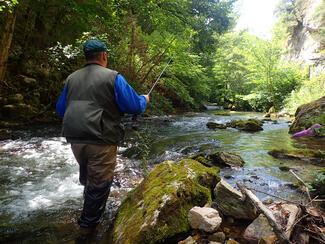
[56,39,149,236]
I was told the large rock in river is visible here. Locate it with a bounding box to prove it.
[113,159,220,244]
[289,96,325,133]
[226,119,263,132]
[192,151,245,168]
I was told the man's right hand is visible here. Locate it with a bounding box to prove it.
[143,94,150,103]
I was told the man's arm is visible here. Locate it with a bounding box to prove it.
[56,84,68,118]
[114,74,149,114]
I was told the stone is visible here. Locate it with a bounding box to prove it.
[206,122,227,129]
[188,207,222,233]
[17,75,37,88]
[243,214,276,243]
[214,179,257,220]
[268,149,325,164]
[178,236,197,244]
[192,151,245,168]
[289,96,325,133]
[208,232,226,242]
[226,119,263,132]
[8,93,24,104]
[113,159,220,244]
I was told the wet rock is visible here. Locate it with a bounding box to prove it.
[208,232,225,242]
[1,103,38,119]
[214,179,257,220]
[0,129,12,140]
[289,96,325,134]
[268,149,325,164]
[278,166,291,171]
[206,122,227,130]
[188,207,222,233]
[243,214,276,243]
[192,151,245,168]
[226,119,263,132]
[178,236,197,244]
[113,159,220,244]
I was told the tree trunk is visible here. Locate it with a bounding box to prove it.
[0,9,17,82]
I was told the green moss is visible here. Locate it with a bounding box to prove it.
[305,114,325,128]
[226,119,263,132]
[113,159,220,244]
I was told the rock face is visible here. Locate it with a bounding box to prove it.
[188,207,222,233]
[214,179,257,220]
[289,96,325,133]
[284,0,324,75]
[226,119,263,132]
[113,159,220,244]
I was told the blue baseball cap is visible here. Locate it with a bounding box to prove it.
[83,39,108,53]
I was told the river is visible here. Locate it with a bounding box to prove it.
[0,111,323,242]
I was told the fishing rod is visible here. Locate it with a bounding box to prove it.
[147,58,173,95]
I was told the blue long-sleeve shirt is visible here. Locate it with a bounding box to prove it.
[56,74,147,118]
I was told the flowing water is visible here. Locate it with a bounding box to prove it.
[0,111,324,243]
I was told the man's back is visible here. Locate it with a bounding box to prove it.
[62,64,123,145]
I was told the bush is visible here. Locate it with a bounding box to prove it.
[285,74,325,114]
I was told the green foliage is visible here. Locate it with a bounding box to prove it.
[0,0,18,12]
[212,31,305,111]
[285,74,325,114]
[2,0,237,114]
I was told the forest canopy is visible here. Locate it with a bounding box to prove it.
[0,0,324,119]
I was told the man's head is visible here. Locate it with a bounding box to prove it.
[83,39,108,67]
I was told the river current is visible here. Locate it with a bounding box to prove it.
[0,111,323,242]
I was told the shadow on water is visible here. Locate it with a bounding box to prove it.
[0,111,324,242]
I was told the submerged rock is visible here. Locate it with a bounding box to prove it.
[226,119,263,132]
[113,159,220,244]
[214,179,257,220]
[289,96,325,134]
[268,149,325,164]
[188,206,222,233]
[192,151,245,168]
[206,122,227,129]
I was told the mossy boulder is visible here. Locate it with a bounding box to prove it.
[206,122,227,130]
[191,151,245,168]
[226,119,263,132]
[289,96,325,134]
[112,159,220,244]
[268,149,325,164]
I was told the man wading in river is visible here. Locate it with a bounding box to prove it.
[56,39,149,237]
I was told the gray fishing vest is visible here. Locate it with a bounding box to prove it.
[62,64,124,145]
